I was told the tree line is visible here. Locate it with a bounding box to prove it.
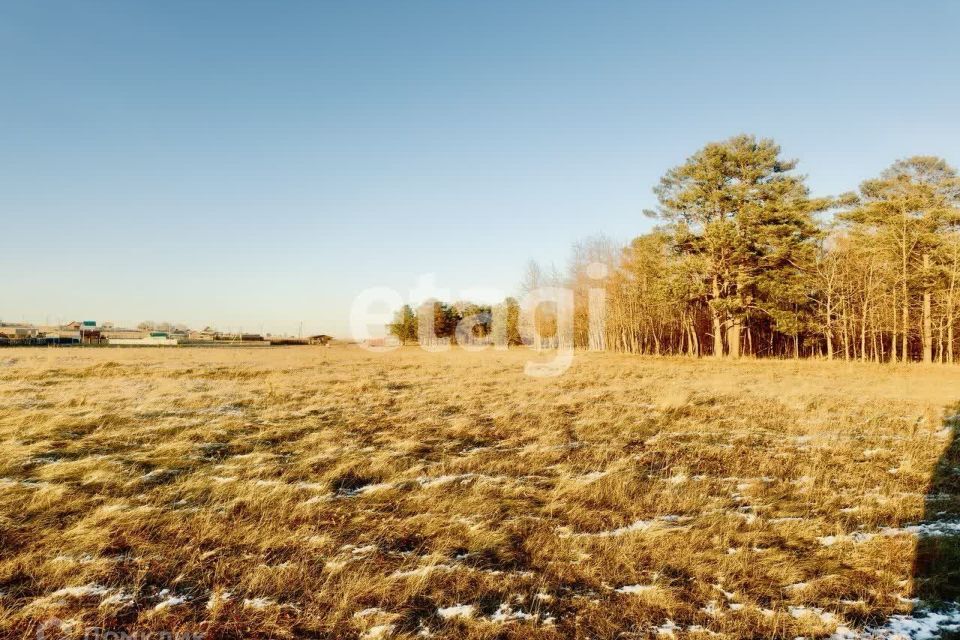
[530,134,960,362]
[390,299,523,347]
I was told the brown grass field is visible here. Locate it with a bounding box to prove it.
[1,346,960,639]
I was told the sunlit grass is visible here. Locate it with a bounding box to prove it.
[0,346,958,639]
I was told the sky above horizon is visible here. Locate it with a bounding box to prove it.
[3,1,959,336]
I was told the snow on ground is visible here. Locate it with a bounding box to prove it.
[99,590,134,609]
[564,514,688,538]
[489,603,537,622]
[437,604,476,619]
[832,604,960,639]
[615,584,659,595]
[360,624,395,639]
[390,563,455,579]
[153,589,187,610]
[206,590,232,610]
[243,596,276,610]
[817,520,960,546]
[887,521,960,537]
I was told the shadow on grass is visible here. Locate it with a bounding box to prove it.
[912,403,960,636]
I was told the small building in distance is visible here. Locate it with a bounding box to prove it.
[188,328,218,342]
[0,324,38,341]
[308,334,333,346]
[78,321,105,345]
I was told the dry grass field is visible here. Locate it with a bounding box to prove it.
[2,346,960,639]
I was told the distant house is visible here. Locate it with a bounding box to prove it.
[66,320,106,344]
[188,329,217,342]
[37,324,81,344]
[308,334,333,346]
[0,324,37,340]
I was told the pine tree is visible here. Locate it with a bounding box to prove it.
[649,134,827,358]
[389,305,418,345]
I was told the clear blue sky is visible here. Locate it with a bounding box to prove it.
[2,1,958,336]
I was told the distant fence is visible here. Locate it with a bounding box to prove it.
[109,338,180,346]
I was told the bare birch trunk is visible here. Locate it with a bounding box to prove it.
[727,317,741,359]
[922,253,933,364]
[890,288,898,363]
[901,243,909,361]
[825,293,834,360]
[711,276,724,358]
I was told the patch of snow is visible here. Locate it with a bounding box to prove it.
[489,603,536,622]
[140,468,175,483]
[818,532,876,546]
[391,564,454,579]
[568,515,686,538]
[437,604,475,619]
[206,590,232,609]
[154,589,187,610]
[656,619,680,635]
[99,590,134,608]
[50,584,111,599]
[351,544,378,556]
[351,482,394,495]
[616,584,658,595]
[818,521,960,546]
[361,625,395,640]
[243,596,276,610]
[883,521,960,537]
[830,603,960,639]
[712,584,735,600]
[659,514,688,523]
[701,601,722,616]
[789,605,837,624]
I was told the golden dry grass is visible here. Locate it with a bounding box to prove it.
[1,346,959,639]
